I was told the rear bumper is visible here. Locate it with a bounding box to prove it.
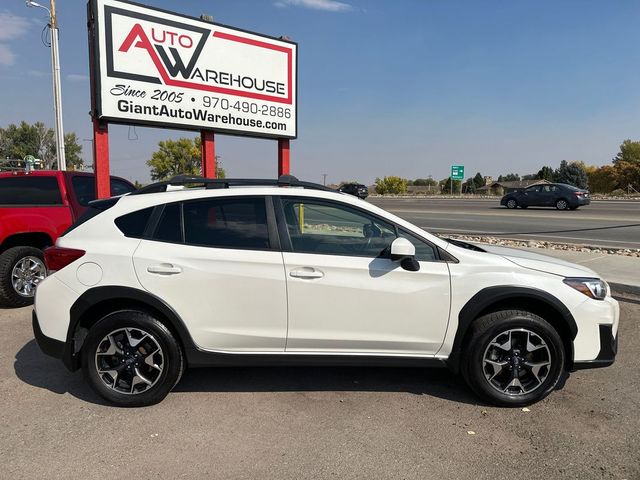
[572,324,617,370]
[32,310,65,360]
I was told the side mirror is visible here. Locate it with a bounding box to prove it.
[390,237,420,272]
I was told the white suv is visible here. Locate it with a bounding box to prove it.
[32,176,619,407]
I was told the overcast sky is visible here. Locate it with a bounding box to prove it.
[1,0,639,184]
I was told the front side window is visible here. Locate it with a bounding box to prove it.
[0,176,62,205]
[526,185,541,193]
[281,198,396,257]
[182,197,270,250]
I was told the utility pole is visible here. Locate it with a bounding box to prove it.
[26,0,66,170]
[50,0,66,170]
[322,173,327,186]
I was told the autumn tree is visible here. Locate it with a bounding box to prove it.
[374,176,408,195]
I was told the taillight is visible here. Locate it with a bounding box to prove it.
[44,246,86,273]
[575,192,583,196]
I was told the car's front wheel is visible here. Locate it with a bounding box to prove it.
[461,310,565,407]
[82,310,184,407]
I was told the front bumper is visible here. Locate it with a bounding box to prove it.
[32,310,65,360]
[572,324,618,370]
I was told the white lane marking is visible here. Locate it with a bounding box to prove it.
[388,209,636,222]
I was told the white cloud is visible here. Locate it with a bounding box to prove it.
[0,12,30,41]
[0,44,15,65]
[274,0,352,12]
[67,74,89,82]
[0,11,30,66]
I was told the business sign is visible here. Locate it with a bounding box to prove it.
[451,165,464,180]
[89,0,297,138]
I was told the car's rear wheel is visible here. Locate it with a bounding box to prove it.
[461,310,565,407]
[506,199,518,209]
[555,199,569,210]
[82,310,184,407]
[0,246,46,307]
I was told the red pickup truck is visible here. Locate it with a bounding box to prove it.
[0,170,135,307]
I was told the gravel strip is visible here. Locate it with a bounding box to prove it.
[438,234,640,257]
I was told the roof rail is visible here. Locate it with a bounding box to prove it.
[130,174,334,195]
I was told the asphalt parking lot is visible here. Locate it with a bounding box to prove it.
[2,301,638,480]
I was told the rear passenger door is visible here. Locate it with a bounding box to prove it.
[132,195,288,352]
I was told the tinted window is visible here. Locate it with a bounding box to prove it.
[72,176,135,206]
[0,176,62,205]
[153,203,183,243]
[526,185,541,193]
[183,197,270,249]
[115,207,154,238]
[282,198,396,257]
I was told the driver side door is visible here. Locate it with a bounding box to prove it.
[277,197,451,355]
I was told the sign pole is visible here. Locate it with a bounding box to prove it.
[278,138,290,176]
[200,130,216,178]
[93,119,110,199]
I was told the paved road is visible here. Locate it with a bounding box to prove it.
[2,301,638,480]
[367,198,640,249]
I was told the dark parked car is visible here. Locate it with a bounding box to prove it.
[501,183,590,210]
[338,183,369,199]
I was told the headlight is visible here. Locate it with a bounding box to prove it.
[563,277,607,300]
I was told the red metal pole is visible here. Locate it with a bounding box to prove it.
[278,138,290,176]
[201,130,216,178]
[93,119,110,199]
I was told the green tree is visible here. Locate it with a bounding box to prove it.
[614,161,640,192]
[497,173,520,182]
[463,177,476,193]
[554,160,588,188]
[613,139,640,165]
[147,137,225,181]
[536,166,555,181]
[472,172,484,189]
[412,177,438,187]
[0,121,82,170]
[439,177,461,194]
[374,176,408,195]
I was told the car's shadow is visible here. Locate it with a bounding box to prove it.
[15,339,483,407]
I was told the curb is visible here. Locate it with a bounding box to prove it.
[610,282,640,297]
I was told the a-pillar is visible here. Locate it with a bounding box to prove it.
[201,130,216,178]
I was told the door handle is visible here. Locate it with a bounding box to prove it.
[289,268,324,279]
[147,264,182,275]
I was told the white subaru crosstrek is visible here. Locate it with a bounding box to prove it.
[32,176,619,407]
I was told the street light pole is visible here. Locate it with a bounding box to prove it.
[26,0,66,171]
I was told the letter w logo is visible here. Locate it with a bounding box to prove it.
[118,23,210,80]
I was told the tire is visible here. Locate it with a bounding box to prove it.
[555,199,569,210]
[461,310,565,407]
[506,199,518,209]
[0,246,46,307]
[520,206,528,209]
[82,310,184,407]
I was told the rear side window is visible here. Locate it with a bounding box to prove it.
[183,197,270,249]
[153,203,183,243]
[0,176,62,205]
[72,176,135,206]
[115,207,154,238]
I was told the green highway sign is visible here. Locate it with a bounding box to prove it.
[451,165,465,180]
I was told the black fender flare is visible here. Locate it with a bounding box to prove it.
[446,286,577,373]
[65,286,201,371]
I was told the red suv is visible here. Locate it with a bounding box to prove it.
[0,170,135,307]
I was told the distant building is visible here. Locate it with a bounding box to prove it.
[476,179,549,196]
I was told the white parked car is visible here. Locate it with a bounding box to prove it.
[33,176,618,407]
